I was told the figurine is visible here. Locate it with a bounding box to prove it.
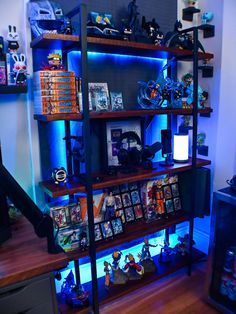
[11,53,27,86]
[201,12,214,24]
[182,73,204,108]
[123,253,144,280]
[110,251,128,285]
[102,190,116,220]
[47,52,64,71]
[7,25,19,53]
[104,261,111,289]
[153,180,165,217]
[175,234,195,256]
[159,240,176,263]
[141,17,164,46]
[52,167,67,184]
[62,17,73,35]
[61,270,75,297]
[138,238,157,273]
[128,0,140,35]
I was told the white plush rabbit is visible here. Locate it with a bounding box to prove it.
[12,53,27,85]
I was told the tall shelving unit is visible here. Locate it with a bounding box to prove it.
[31,3,214,313]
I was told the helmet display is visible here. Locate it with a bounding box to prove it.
[27,0,64,38]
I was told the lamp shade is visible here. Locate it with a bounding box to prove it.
[173,133,189,162]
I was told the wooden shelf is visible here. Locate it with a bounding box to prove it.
[0,85,27,94]
[34,108,213,122]
[58,247,206,313]
[39,158,211,198]
[67,210,189,260]
[30,34,214,61]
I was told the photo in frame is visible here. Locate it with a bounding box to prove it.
[105,120,142,167]
[173,197,182,211]
[110,91,124,111]
[116,209,126,224]
[133,204,144,220]
[124,207,135,222]
[100,220,113,239]
[94,223,103,242]
[111,217,124,235]
[88,82,110,111]
[171,183,180,197]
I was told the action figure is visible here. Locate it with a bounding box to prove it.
[175,234,195,256]
[141,17,164,46]
[153,180,165,217]
[159,240,176,263]
[104,261,111,289]
[103,190,116,220]
[138,238,157,273]
[123,253,144,280]
[47,52,64,71]
[110,251,128,284]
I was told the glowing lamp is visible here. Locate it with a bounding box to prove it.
[173,133,189,162]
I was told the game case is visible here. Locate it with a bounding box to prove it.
[88,82,110,111]
[110,92,124,111]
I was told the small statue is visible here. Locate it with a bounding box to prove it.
[159,240,176,263]
[123,253,144,280]
[7,25,19,53]
[201,12,214,24]
[138,238,157,273]
[47,52,64,71]
[104,261,111,289]
[102,190,116,220]
[141,17,164,46]
[175,234,195,256]
[182,73,205,108]
[110,251,128,284]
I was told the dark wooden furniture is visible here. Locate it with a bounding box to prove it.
[205,188,236,314]
[0,218,68,313]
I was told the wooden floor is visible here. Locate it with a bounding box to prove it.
[98,260,221,314]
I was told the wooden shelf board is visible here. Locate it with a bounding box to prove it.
[39,158,211,198]
[58,248,205,313]
[30,34,214,60]
[34,108,213,122]
[0,85,27,94]
[67,211,188,260]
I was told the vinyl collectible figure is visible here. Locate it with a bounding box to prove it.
[110,250,128,284]
[123,253,144,280]
[12,53,27,86]
[104,261,111,289]
[7,25,19,53]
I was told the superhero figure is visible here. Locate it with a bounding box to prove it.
[139,238,157,261]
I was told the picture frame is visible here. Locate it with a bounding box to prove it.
[116,209,126,224]
[163,185,172,200]
[171,183,180,197]
[88,82,110,111]
[133,204,144,220]
[114,194,123,209]
[94,223,103,242]
[69,202,82,225]
[110,91,124,111]
[165,199,174,214]
[131,190,141,205]
[100,220,113,239]
[105,120,142,167]
[124,207,135,222]
[111,217,124,235]
[173,197,182,211]
[122,192,132,207]
[52,207,68,229]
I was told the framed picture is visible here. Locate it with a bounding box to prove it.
[94,223,103,242]
[173,197,182,211]
[110,91,124,111]
[131,190,141,205]
[171,183,179,197]
[111,217,124,235]
[122,192,132,207]
[124,207,135,222]
[106,120,142,167]
[114,194,123,209]
[116,209,126,224]
[100,221,113,239]
[52,207,68,229]
[163,185,172,199]
[88,82,110,111]
[69,202,82,225]
[165,199,174,214]
[133,204,144,220]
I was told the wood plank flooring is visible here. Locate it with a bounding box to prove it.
[99,261,221,314]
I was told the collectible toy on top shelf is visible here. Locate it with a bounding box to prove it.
[7,25,19,53]
[27,0,65,38]
[175,234,196,256]
[182,0,200,22]
[141,17,164,46]
[123,253,144,280]
[110,250,128,285]
[46,52,64,71]
[201,12,214,24]
[87,12,122,39]
[61,270,89,308]
[138,238,157,273]
[159,240,176,263]
[163,20,205,53]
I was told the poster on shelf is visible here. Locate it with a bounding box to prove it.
[106,119,142,167]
